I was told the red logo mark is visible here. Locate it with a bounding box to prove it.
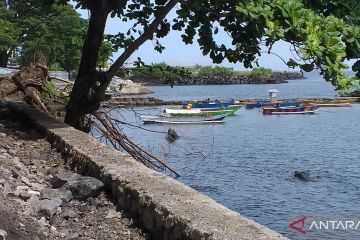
[289,217,306,234]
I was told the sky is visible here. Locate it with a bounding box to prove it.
[73,6,319,71]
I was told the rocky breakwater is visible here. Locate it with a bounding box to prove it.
[0,106,147,240]
[108,77,154,95]
[175,71,304,85]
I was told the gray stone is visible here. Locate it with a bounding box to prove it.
[41,188,73,203]
[7,148,16,156]
[14,185,29,193]
[28,190,41,197]
[78,204,91,212]
[64,232,80,240]
[63,176,103,201]
[105,209,121,219]
[36,198,62,218]
[0,229,7,240]
[2,183,15,197]
[50,172,81,189]
[62,209,79,220]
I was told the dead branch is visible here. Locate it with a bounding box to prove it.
[91,111,180,177]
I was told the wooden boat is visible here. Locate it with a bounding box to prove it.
[303,99,352,107]
[164,105,241,117]
[142,114,226,124]
[246,100,303,109]
[263,104,318,115]
[317,103,352,107]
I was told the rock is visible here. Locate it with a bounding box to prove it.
[166,128,179,143]
[63,176,104,201]
[78,204,91,213]
[10,169,19,179]
[36,198,62,218]
[61,209,79,220]
[7,148,16,156]
[64,232,80,240]
[41,188,73,203]
[21,176,32,186]
[294,171,311,181]
[86,197,97,207]
[50,172,81,189]
[30,183,46,191]
[1,182,13,197]
[0,229,7,240]
[0,133,6,137]
[21,158,32,166]
[14,186,30,195]
[105,209,121,219]
[28,190,41,197]
[38,217,49,227]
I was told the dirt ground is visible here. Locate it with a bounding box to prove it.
[0,105,149,240]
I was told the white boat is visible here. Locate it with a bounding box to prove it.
[141,114,226,124]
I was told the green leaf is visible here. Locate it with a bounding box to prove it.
[300,64,314,72]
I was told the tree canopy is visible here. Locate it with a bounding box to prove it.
[0,0,88,71]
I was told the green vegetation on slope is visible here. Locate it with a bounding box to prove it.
[130,63,274,80]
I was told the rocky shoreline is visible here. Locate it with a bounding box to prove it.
[0,106,148,240]
[131,71,304,85]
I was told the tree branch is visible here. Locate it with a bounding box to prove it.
[105,0,179,81]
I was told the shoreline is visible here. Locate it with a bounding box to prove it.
[131,71,305,86]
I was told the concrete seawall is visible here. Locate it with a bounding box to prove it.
[4,101,287,240]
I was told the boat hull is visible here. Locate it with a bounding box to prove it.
[184,102,232,109]
[165,106,241,117]
[246,101,303,109]
[316,103,352,107]
[142,115,226,124]
[263,105,318,115]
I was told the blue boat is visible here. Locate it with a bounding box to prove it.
[263,104,318,115]
[245,101,303,109]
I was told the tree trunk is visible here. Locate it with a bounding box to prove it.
[64,7,109,130]
[0,51,8,68]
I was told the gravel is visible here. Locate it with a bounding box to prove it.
[0,106,148,240]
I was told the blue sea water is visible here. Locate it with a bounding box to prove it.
[109,72,360,239]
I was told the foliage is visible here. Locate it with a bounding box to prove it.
[236,0,360,93]
[251,67,272,77]
[20,4,87,69]
[0,1,88,70]
[97,40,113,68]
[0,4,19,52]
[193,65,236,77]
[49,63,63,71]
[40,80,69,104]
[131,63,277,80]
[131,62,191,86]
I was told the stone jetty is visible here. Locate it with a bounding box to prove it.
[175,71,304,85]
[131,71,304,85]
